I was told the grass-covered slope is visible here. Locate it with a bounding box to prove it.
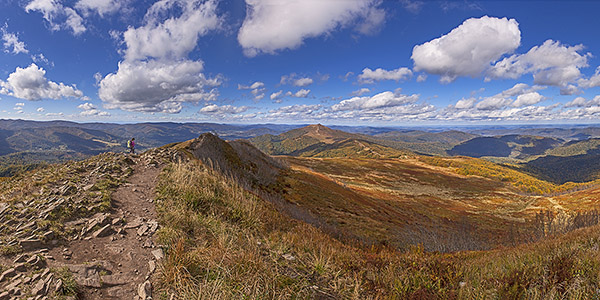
[154,148,600,299]
[250,124,470,156]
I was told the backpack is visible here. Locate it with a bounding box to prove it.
[127,140,131,148]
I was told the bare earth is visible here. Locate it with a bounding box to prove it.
[47,155,162,299]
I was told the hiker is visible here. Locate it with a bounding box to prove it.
[127,138,135,154]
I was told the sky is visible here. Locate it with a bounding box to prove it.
[1,0,600,125]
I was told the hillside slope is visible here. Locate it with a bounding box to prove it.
[250,124,468,156]
[448,135,564,159]
[3,135,600,299]
[151,140,600,299]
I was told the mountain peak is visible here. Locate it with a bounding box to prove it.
[299,124,349,142]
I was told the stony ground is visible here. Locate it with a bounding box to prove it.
[0,148,175,299]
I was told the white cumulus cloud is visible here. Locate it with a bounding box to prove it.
[564,96,600,108]
[0,63,84,101]
[270,90,284,102]
[475,96,512,110]
[488,40,591,86]
[512,92,544,107]
[331,91,419,111]
[358,67,412,84]
[122,0,221,61]
[99,60,220,113]
[280,73,315,87]
[293,77,313,87]
[285,89,310,98]
[78,102,110,116]
[455,98,476,109]
[100,0,223,113]
[412,16,520,83]
[238,0,385,56]
[238,81,265,100]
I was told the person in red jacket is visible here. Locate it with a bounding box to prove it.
[127,138,135,154]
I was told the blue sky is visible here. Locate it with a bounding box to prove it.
[1,0,600,125]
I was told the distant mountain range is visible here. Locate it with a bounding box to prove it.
[6,119,600,183]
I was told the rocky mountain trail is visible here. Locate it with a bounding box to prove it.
[0,148,176,299]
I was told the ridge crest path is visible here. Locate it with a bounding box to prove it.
[47,154,164,299]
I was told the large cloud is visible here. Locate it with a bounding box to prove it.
[0,63,84,100]
[122,0,221,61]
[99,60,220,113]
[358,67,412,84]
[99,0,223,113]
[238,0,385,56]
[25,0,86,35]
[488,40,590,86]
[412,16,520,83]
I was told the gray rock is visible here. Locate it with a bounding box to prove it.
[14,263,27,272]
[137,280,152,299]
[31,279,47,296]
[151,249,164,260]
[148,221,159,235]
[111,217,124,226]
[42,231,54,240]
[54,279,63,293]
[10,287,22,296]
[148,260,156,274]
[100,275,126,286]
[93,224,114,238]
[59,184,77,196]
[137,224,149,236]
[13,254,28,264]
[124,217,144,229]
[4,278,22,292]
[20,238,43,250]
[0,268,16,282]
[27,255,46,269]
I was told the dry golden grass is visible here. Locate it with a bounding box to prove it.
[154,157,600,299]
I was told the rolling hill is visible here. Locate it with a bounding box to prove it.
[250,124,475,156]
[168,130,600,252]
